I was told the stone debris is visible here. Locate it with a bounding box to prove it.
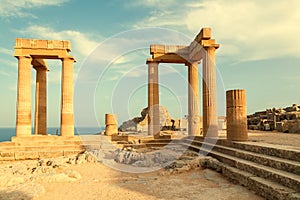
[119,106,187,133]
[0,151,97,199]
[248,103,300,133]
[113,147,222,174]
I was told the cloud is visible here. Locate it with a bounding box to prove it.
[0,0,69,18]
[0,70,10,77]
[17,25,100,57]
[0,48,14,56]
[132,0,300,62]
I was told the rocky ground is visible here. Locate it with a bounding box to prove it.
[0,148,262,200]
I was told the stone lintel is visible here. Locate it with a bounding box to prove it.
[150,54,188,64]
[150,44,189,54]
[15,38,71,51]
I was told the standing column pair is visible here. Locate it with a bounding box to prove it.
[15,56,75,137]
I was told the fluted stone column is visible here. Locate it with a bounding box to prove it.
[147,60,160,138]
[187,62,200,136]
[16,56,32,137]
[34,66,48,135]
[105,114,118,136]
[60,57,75,136]
[203,46,218,137]
[226,89,248,141]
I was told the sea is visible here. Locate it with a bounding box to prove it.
[0,127,105,142]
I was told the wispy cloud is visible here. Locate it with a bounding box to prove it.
[0,70,10,77]
[16,25,100,58]
[0,0,69,18]
[131,0,300,62]
[0,48,14,56]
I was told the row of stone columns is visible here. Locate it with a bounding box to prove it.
[15,56,75,137]
[147,47,219,137]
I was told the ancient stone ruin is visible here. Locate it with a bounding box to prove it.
[247,103,300,133]
[14,38,76,137]
[147,28,219,138]
[119,106,187,133]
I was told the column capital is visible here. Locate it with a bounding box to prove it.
[15,55,32,60]
[61,56,76,62]
[146,58,159,64]
[204,44,220,51]
[185,61,200,67]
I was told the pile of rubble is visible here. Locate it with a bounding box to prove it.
[119,106,187,133]
[247,104,300,133]
[113,147,223,173]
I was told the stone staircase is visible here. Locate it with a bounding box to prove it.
[181,136,300,200]
[0,135,86,161]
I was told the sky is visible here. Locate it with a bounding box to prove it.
[0,0,300,128]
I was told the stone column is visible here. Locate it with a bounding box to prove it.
[60,57,75,136]
[16,56,32,137]
[187,62,200,136]
[226,89,248,141]
[203,46,218,137]
[147,59,160,138]
[105,114,118,135]
[34,66,48,135]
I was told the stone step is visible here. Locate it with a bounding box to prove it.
[222,165,300,200]
[0,150,83,161]
[188,136,300,162]
[182,142,300,192]
[11,135,81,142]
[13,140,84,146]
[184,138,300,175]
[0,142,15,147]
[140,139,173,144]
[0,145,85,152]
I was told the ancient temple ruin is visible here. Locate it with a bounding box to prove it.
[14,39,76,137]
[147,28,219,138]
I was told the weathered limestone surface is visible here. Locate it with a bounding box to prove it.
[16,56,32,137]
[60,57,75,136]
[147,59,160,137]
[33,60,48,135]
[226,89,248,141]
[203,46,218,137]
[14,38,76,138]
[187,62,200,136]
[105,114,118,136]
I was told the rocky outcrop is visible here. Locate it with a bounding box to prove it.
[119,106,185,132]
[248,104,300,133]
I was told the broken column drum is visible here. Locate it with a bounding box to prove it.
[226,89,248,141]
[105,114,118,136]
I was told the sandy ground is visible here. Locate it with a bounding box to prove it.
[1,130,298,200]
[247,130,300,147]
[36,162,262,200]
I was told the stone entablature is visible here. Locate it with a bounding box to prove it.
[14,38,73,59]
[15,39,71,50]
